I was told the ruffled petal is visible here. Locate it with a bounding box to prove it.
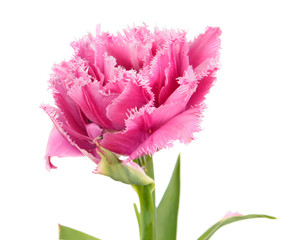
[102,25,153,71]
[71,33,106,81]
[164,66,197,106]
[100,107,152,156]
[101,102,184,156]
[107,77,153,129]
[128,106,204,160]
[45,127,84,169]
[147,47,170,106]
[189,27,221,69]
[42,105,99,167]
[187,57,219,107]
[158,39,189,105]
[50,60,90,135]
[68,81,119,130]
[101,102,203,159]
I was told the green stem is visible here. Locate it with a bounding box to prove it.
[133,155,156,240]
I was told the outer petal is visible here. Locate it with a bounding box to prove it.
[50,60,90,136]
[71,33,106,82]
[45,127,84,169]
[101,103,204,159]
[128,106,204,160]
[101,102,185,156]
[100,108,150,156]
[42,105,100,168]
[189,27,221,69]
[187,57,219,107]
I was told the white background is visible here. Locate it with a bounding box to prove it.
[0,0,293,239]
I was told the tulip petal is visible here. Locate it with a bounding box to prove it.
[45,127,84,169]
[85,123,103,140]
[101,101,193,157]
[101,105,203,159]
[50,60,90,136]
[71,33,106,81]
[158,40,189,105]
[42,105,99,168]
[147,47,170,107]
[68,81,118,130]
[164,66,197,107]
[189,27,221,69]
[128,106,203,159]
[187,57,219,107]
[107,77,153,129]
[100,108,151,156]
[103,25,153,71]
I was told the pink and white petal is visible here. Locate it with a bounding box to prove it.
[189,27,221,69]
[164,66,197,106]
[157,60,178,106]
[45,127,84,170]
[107,78,153,129]
[149,102,186,131]
[100,106,154,156]
[71,33,105,73]
[103,25,153,71]
[152,28,187,54]
[123,25,154,68]
[102,32,135,71]
[128,106,204,160]
[147,47,170,106]
[42,105,100,165]
[71,33,118,84]
[101,103,203,159]
[68,81,118,130]
[50,61,90,135]
[103,54,118,83]
[187,58,219,107]
[158,40,189,105]
[187,73,216,107]
[52,90,88,135]
[101,100,192,157]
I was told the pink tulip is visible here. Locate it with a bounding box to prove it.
[43,25,221,169]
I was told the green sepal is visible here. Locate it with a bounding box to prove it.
[59,225,101,240]
[198,214,276,240]
[95,145,154,186]
[156,154,181,240]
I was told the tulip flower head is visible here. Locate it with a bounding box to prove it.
[43,25,221,170]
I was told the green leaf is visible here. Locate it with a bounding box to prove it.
[198,214,276,240]
[156,154,181,240]
[95,145,154,186]
[133,203,141,235]
[59,225,101,240]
